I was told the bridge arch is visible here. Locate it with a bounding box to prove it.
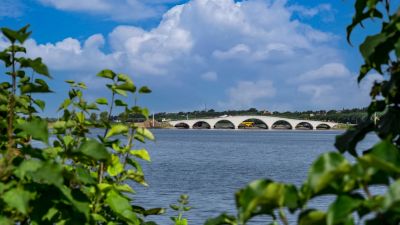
[214,120,235,129]
[271,120,293,130]
[238,118,268,129]
[193,121,211,129]
[174,122,190,129]
[316,123,331,130]
[295,122,313,130]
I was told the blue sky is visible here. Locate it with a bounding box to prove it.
[0,0,384,116]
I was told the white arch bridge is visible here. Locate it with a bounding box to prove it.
[169,116,338,130]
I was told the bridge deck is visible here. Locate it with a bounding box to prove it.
[169,115,337,130]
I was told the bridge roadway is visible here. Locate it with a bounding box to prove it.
[169,115,337,130]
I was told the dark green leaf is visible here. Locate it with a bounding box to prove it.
[139,86,152,94]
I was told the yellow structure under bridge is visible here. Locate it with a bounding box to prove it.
[241,121,254,127]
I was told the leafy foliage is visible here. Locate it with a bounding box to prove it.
[205,1,400,225]
[170,195,192,225]
[0,26,162,224]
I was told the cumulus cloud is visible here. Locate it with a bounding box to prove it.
[296,63,352,82]
[37,0,184,21]
[24,34,121,72]
[7,0,372,111]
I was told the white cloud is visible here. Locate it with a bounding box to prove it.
[220,80,276,109]
[37,0,183,21]
[296,63,352,82]
[289,3,335,22]
[24,34,121,72]
[201,71,218,81]
[7,0,372,111]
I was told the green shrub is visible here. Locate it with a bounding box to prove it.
[0,25,162,225]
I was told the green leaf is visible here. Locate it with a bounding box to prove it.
[114,184,135,194]
[106,124,129,139]
[115,99,128,107]
[97,69,116,80]
[0,216,12,225]
[96,98,108,105]
[307,152,351,194]
[33,99,45,111]
[135,128,155,141]
[20,79,52,94]
[29,58,50,77]
[299,209,326,225]
[359,139,400,174]
[204,213,237,225]
[1,27,19,43]
[30,162,64,186]
[2,187,33,215]
[170,204,179,210]
[58,98,71,111]
[117,73,133,83]
[115,82,136,93]
[91,213,107,222]
[144,208,166,216]
[76,166,96,185]
[139,86,152,94]
[327,195,362,225]
[18,118,49,144]
[107,155,124,177]
[130,149,151,161]
[383,180,400,210]
[105,190,138,223]
[235,179,287,223]
[335,120,374,157]
[76,139,110,161]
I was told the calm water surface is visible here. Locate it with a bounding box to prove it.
[118,129,377,224]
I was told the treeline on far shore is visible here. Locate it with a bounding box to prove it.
[46,107,370,125]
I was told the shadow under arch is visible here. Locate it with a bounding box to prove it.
[193,121,211,129]
[271,120,292,130]
[174,123,190,129]
[295,122,313,130]
[214,120,235,129]
[238,118,268,129]
[316,123,331,130]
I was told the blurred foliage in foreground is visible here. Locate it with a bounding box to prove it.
[205,1,400,225]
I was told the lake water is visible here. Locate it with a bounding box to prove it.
[122,129,377,224]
